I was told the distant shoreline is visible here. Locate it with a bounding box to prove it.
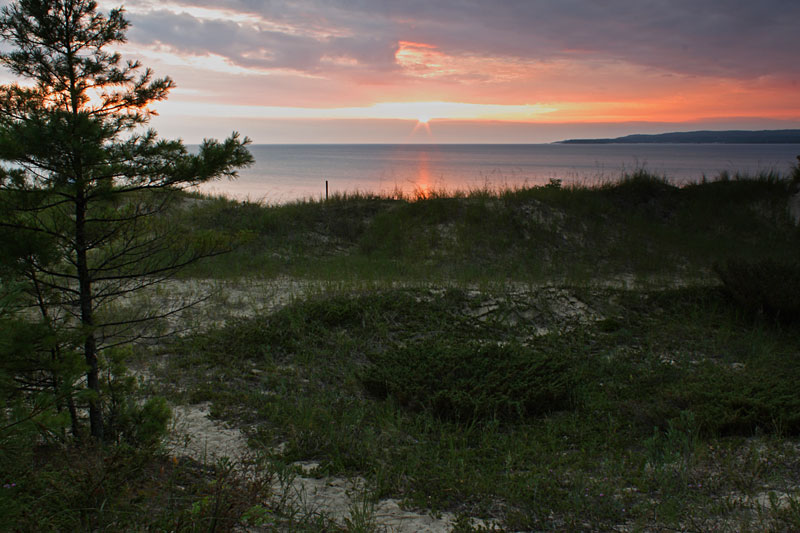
[558,129,800,144]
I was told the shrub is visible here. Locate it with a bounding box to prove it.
[602,170,678,205]
[667,362,800,436]
[1,443,270,531]
[713,257,800,322]
[361,341,576,423]
[115,396,172,448]
[102,347,171,448]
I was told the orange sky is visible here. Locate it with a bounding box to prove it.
[86,0,800,143]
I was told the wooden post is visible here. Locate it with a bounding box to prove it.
[326,180,329,200]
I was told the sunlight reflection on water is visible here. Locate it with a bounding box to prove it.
[194,144,800,204]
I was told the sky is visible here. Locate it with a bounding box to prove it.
[8,0,800,143]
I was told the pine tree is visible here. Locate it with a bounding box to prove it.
[0,0,253,440]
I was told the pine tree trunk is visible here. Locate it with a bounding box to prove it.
[75,193,103,441]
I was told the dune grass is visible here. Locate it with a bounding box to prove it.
[5,170,800,531]
[182,170,800,283]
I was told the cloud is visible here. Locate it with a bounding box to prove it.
[127,10,328,72]
[80,0,799,132]
[123,0,800,81]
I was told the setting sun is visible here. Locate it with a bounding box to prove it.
[153,100,557,124]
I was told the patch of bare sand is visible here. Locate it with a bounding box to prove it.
[167,402,462,532]
[167,402,249,463]
[274,470,459,533]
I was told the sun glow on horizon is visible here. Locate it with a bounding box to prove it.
[153,100,558,122]
[87,0,800,145]
[411,118,433,138]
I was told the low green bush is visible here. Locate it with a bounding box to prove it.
[361,341,576,423]
[114,396,172,448]
[713,257,800,322]
[101,347,172,448]
[0,443,269,531]
[667,362,800,436]
[602,171,678,203]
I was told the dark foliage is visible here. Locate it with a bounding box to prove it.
[362,341,576,423]
[713,257,800,323]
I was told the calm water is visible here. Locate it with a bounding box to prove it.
[196,144,800,203]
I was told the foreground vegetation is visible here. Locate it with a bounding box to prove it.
[3,171,800,531]
[162,284,800,531]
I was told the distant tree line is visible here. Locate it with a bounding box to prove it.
[559,129,800,144]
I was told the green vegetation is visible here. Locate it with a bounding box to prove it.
[154,281,800,531]
[5,167,800,531]
[362,340,576,422]
[185,170,799,282]
[714,257,800,322]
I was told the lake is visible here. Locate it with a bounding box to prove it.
[195,144,800,203]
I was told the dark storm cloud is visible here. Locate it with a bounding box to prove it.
[126,0,799,79]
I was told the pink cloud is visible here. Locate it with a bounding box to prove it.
[93,0,800,141]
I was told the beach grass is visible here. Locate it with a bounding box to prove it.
[181,169,800,284]
[4,169,800,531]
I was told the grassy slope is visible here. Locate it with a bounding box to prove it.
[183,171,799,283]
[6,172,800,531]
